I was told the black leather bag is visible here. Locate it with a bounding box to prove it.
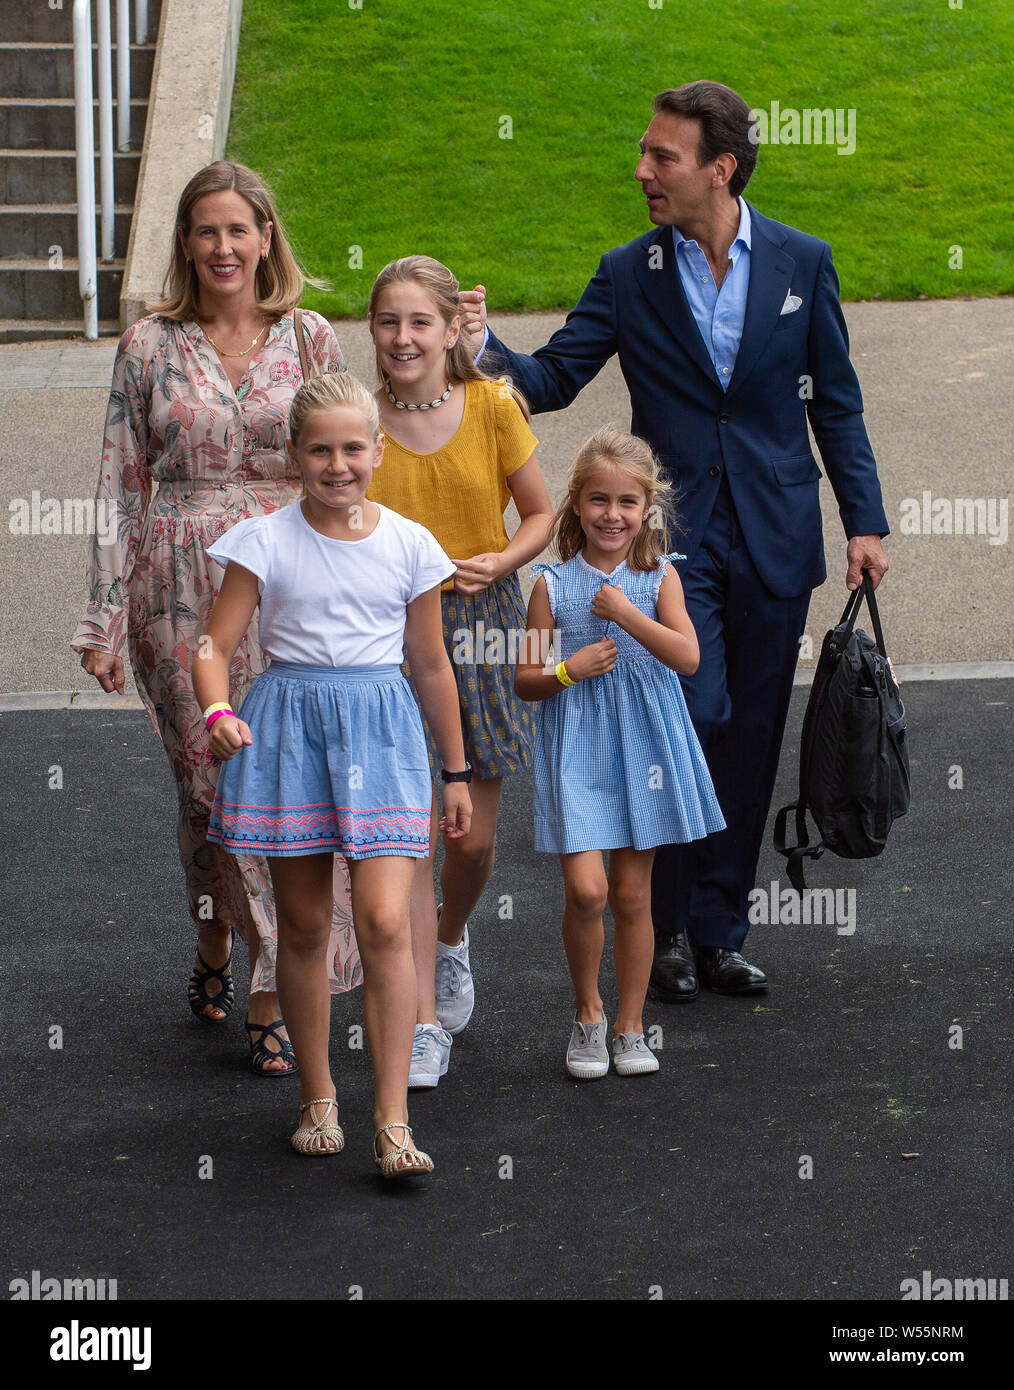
[774,573,911,891]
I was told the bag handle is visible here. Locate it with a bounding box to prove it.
[861,571,888,657]
[837,569,887,657]
[294,307,312,383]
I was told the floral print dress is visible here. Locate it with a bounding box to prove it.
[72,311,360,994]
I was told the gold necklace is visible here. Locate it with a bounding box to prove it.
[202,323,268,358]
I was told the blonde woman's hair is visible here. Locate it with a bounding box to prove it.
[289,371,380,448]
[554,427,678,572]
[153,160,326,322]
[368,254,531,419]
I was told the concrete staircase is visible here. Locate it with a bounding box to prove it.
[0,0,162,342]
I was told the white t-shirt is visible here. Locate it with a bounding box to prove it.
[207,501,455,667]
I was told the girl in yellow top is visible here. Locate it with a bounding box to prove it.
[367,255,555,1087]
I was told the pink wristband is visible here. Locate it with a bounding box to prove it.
[205,709,235,731]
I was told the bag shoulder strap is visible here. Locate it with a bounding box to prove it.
[293,307,311,383]
[773,802,824,892]
[860,571,888,656]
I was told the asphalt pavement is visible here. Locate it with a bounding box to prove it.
[2,299,1013,697]
[2,677,1010,1304]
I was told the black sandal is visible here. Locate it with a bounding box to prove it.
[187,939,234,1023]
[245,1017,299,1078]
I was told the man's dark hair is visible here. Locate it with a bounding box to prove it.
[653,81,758,199]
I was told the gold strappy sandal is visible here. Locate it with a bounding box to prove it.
[373,1122,434,1179]
[290,1097,344,1156]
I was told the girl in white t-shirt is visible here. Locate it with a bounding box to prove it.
[193,371,472,1177]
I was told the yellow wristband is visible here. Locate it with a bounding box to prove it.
[555,661,575,688]
[202,701,233,721]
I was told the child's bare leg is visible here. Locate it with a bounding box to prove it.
[560,850,609,1023]
[409,788,440,1025]
[437,777,503,945]
[607,846,657,1036]
[269,853,339,1147]
[348,856,424,1161]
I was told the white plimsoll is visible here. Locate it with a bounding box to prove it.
[611,1032,660,1076]
[566,1014,610,1080]
[408,1023,452,1089]
[435,926,475,1035]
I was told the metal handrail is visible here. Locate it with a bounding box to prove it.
[95,0,115,262]
[74,0,142,337]
[72,0,98,338]
[116,0,131,152]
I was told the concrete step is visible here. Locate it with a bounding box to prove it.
[0,316,120,344]
[2,0,162,44]
[0,43,156,100]
[0,258,125,319]
[0,97,148,150]
[0,148,141,203]
[0,203,134,259]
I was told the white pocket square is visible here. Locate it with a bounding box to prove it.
[780,291,803,315]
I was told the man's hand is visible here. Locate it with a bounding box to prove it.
[846,535,889,591]
[458,285,487,349]
[79,649,125,695]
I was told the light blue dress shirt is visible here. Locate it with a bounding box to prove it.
[475,197,752,387]
[672,196,751,391]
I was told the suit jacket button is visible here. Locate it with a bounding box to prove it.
[709,465,721,477]
[718,412,730,423]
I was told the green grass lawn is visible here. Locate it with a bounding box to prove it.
[227,0,1013,317]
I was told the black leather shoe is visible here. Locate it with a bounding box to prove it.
[649,931,698,1002]
[694,947,768,994]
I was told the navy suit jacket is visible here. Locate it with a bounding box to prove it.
[485,205,889,598]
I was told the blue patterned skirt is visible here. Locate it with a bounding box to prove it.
[407,573,536,780]
[207,663,432,858]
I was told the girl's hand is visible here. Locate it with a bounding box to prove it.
[80,649,125,695]
[439,784,473,839]
[564,638,617,682]
[450,552,504,594]
[591,580,634,624]
[458,285,487,347]
[208,715,253,760]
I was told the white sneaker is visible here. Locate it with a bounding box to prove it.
[435,926,475,1036]
[612,1032,660,1076]
[408,1023,452,1089]
[566,1013,610,1080]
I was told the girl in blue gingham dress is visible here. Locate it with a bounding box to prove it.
[516,428,724,1081]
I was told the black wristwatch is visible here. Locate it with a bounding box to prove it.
[441,763,473,784]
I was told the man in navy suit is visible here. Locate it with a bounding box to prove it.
[465,80,889,999]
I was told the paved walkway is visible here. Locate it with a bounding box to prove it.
[2,299,1012,697]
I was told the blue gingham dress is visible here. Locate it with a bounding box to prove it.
[532,552,726,854]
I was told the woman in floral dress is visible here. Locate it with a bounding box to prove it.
[72,161,360,1074]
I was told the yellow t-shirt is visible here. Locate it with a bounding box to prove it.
[368,378,538,590]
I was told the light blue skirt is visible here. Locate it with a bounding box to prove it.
[207,663,432,859]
